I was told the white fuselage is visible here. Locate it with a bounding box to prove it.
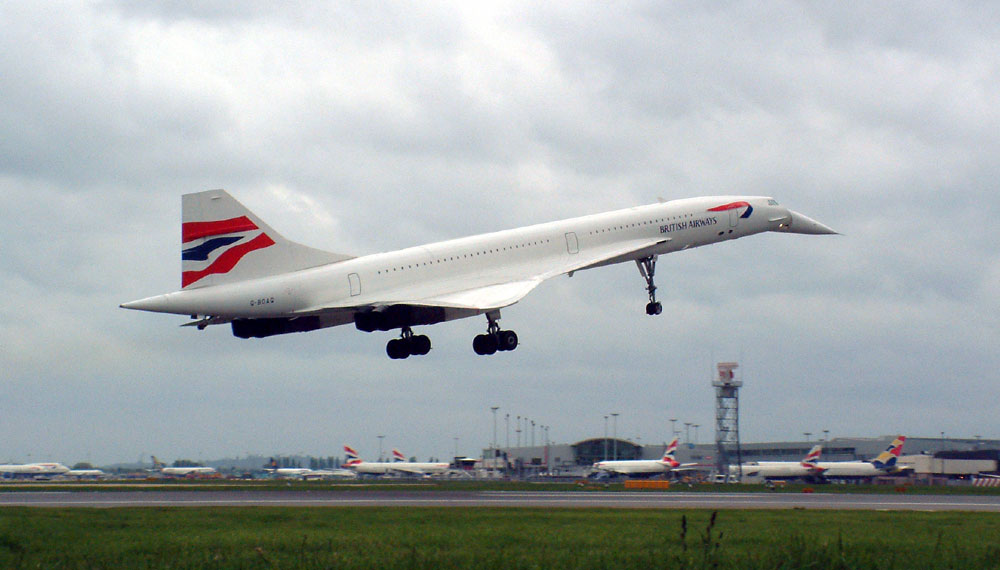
[127,196,798,320]
[160,466,217,476]
[592,459,674,475]
[737,461,815,479]
[0,463,71,477]
[812,462,885,478]
[348,461,450,475]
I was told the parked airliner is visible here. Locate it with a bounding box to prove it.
[343,446,449,476]
[810,436,908,479]
[151,456,217,477]
[592,437,690,476]
[0,462,70,479]
[121,190,835,358]
[737,445,823,480]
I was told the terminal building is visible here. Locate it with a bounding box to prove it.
[483,435,1000,480]
[481,364,999,481]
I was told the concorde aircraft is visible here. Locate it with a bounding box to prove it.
[121,190,836,358]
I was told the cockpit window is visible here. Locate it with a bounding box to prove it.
[767,199,779,206]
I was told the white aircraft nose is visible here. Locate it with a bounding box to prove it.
[775,210,839,235]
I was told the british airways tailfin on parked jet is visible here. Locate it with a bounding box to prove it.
[181,190,353,289]
[871,436,906,470]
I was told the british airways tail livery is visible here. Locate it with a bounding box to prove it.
[122,190,836,359]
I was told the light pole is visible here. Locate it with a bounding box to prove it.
[454,437,459,458]
[490,406,499,468]
[604,415,609,461]
[670,418,678,439]
[684,422,691,444]
[804,432,811,442]
[823,429,829,442]
[531,420,536,448]
[611,413,619,460]
[377,435,385,462]
[693,424,700,445]
[516,416,521,448]
[505,414,510,451]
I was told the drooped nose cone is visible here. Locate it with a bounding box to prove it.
[775,210,839,235]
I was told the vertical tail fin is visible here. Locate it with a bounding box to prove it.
[151,456,164,469]
[800,445,823,469]
[181,189,353,289]
[661,437,680,468]
[871,436,906,470]
[392,449,406,462]
[343,445,362,466]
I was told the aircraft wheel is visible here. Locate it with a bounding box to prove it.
[497,330,518,351]
[473,334,498,355]
[411,335,431,356]
[386,338,409,359]
[646,302,662,315]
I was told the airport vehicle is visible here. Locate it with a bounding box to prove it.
[151,456,218,477]
[342,446,449,476]
[810,436,907,479]
[737,445,823,480]
[121,190,835,359]
[591,437,689,476]
[0,462,70,479]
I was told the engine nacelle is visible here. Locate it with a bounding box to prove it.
[232,317,322,339]
[354,305,446,332]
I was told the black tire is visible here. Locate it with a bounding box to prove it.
[472,334,488,355]
[473,334,498,355]
[411,335,431,355]
[497,330,518,351]
[386,338,409,359]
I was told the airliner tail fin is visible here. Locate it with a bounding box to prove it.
[181,189,353,289]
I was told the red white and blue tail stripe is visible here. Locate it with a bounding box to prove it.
[661,437,681,468]
[343,445,362,467]
[800,445,823,470]
[181,216,274,288]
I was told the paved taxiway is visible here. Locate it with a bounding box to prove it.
[4,490,1000,511]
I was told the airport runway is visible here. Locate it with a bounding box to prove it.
[4,490,1000,511]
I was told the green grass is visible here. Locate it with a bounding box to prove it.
[2,508,999,568]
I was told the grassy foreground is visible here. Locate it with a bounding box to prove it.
[2,508,1000,569]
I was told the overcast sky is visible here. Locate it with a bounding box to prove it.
[2,2,998,466]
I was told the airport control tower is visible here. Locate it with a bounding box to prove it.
[713,362,742,479]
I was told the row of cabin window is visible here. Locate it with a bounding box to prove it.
[587,214,694,236]
[376,239,552,274]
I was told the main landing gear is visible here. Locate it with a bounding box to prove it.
[637,256,662,315]
[386,327,431,360]
[473,310,518,356]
